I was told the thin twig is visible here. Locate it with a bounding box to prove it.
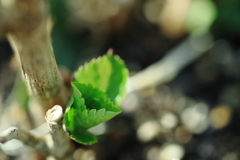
[127,32,214,92]
[45,105,73,159]
[0,105,74,159]
[0,127,49,155]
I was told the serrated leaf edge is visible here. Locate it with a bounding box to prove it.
[70,133,98,145]
[74,54,128,107]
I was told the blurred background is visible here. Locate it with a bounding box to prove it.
[1,0,240,159]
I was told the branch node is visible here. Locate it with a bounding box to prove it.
[45,105,73,159]
[45,105,63,124]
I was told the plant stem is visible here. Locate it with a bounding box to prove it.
[0,0,71,158]
[7,30,67,110]
[45,105,73,159]
[1,0,68,110]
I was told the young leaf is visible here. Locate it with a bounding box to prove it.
[74,54,128,106]
[70,129,97,145]
[63,83,122,144]
[72,82,121,112]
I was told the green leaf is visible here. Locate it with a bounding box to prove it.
[63,82,122,144]
[70,130,97,145]
[71,83,86,111]
[74,54,128,106]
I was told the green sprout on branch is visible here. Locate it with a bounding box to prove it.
[63,53,128,145]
